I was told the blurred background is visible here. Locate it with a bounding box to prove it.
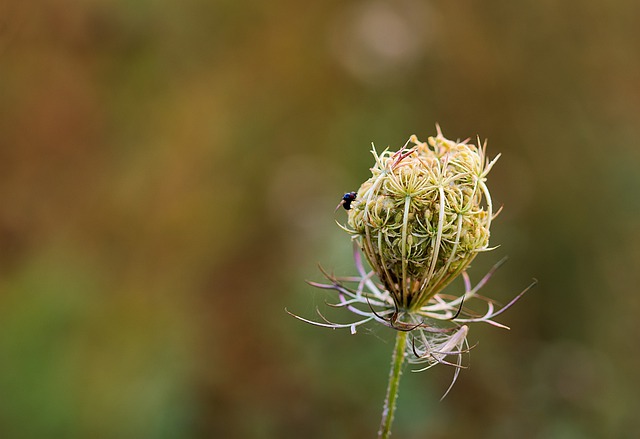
[1,0,639,438]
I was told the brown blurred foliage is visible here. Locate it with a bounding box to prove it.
[1,0,640,438]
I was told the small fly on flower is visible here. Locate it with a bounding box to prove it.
[335,191,357,211]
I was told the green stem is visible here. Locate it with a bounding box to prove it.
[378,330,408,439]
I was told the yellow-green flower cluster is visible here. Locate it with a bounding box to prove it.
[346,128,499,311]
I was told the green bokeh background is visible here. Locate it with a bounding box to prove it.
[1,1,639,438]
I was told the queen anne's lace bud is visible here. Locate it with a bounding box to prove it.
[289,125,535,404]
[346,128,500,311]
[289,127,535,436]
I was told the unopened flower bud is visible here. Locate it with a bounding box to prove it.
[346,128,500,311]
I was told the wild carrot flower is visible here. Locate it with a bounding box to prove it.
[288,126,534,438]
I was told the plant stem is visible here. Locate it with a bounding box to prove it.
[378,330,408,439]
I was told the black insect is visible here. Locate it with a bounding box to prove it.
[336,191,357,211]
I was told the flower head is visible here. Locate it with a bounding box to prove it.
[289,127,534,394]
[346,126,499,311]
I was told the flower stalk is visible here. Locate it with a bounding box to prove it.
[378,331,408,439]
